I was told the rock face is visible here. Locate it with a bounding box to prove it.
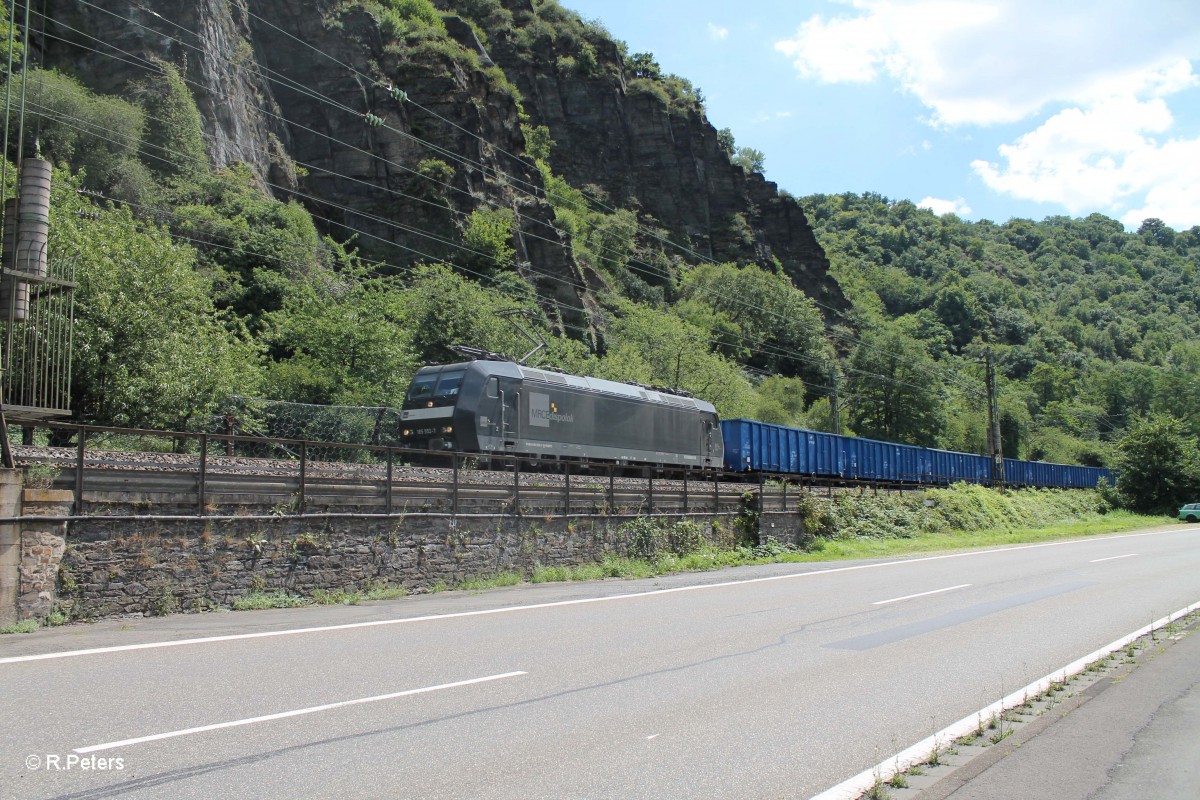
[480,1,843,308]
[38,0,844,336]
[41,0,285,186]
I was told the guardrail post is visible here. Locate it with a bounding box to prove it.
[298,441,307,515]
[198,434,207,516]
[386,448,394,515]
[712,470,718,513]
[74,426,86,515]
[608,467,614,516]
[563,461,570,517]
[682,471,688,515]
[452,452,459,516]
[512,456,521,516]
[647,472,654,515]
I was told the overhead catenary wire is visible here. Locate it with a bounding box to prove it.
[37,5,870,374]
[39,5,938,375]
[29,101,856,383]
[236,2,987,397]
[29,2,982,398]
[14,42,852,380]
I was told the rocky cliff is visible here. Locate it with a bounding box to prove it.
[36,0,844,345]
[471,0,842,309]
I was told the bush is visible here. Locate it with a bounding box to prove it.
[621,517,707,559]
[794,485,1112,541]
[1114,415,1200,513]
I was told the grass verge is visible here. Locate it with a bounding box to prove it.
[0,619,40,634]
[780,510,1169,563]
[453,511,1171,589]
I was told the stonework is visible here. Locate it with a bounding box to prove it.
[15,489,73,621]
[52,511,741,620]
[0,470,23,626]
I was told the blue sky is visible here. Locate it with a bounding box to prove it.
[561,0,1200,230]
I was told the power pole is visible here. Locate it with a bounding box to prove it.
[985,347,1004,485]
[829,365,842,436]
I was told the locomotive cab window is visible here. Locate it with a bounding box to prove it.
[406,373,437,403]
[433,369,466,399]
[486,376,499,399]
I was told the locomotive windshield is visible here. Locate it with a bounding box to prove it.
[405,372,438,404]
[432,369,465,399]
[404,368,467,407]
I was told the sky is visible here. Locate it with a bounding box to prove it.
[560,0,1200,230]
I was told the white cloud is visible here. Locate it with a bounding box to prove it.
[972,96,1200,229]
[774,0,1200,126]
[919,196,972,216]
[775,1,1200,226]
[707,23,729,41]
[752,110,794,123]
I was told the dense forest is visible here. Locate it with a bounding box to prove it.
[1,0,1198,508]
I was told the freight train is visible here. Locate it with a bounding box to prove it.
[399,360,1113,489]
[721,418,1111,488]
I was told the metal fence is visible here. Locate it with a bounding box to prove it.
[7,420,744,520]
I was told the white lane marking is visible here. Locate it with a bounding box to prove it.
[1090,553,1138,563]
[872,583,972,606]
[73,671,527,754]
[647,734,659,740]
[1,527,1182,666]
[807,599,1200,800]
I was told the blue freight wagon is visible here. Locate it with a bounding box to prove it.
[721,419,1112,491]
[721,419,843,476]
[1003,458,1112,489]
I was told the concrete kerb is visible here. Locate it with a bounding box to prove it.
[808,599,1200,800]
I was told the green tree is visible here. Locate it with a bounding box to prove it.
[170,166,329,322]
[398,263,541,364]
[677,262,829,385]
[11,69,156,202]
[716,127,735,155]
[126,61,208,181]
[1114,415,1200,513]
[846,329,947,446]
[626,52,661,80]
[732,147,765,174]
[932,280,985,351]
[601,300,756,418]
[262,269,420,406]
[54,177,262,428]
[1153,342,1200,437]
[754,376,806,427]
[461,206,516,274]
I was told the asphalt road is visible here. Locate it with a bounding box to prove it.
[2,523,1199,800]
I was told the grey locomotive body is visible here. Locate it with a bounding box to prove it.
[399,360,723,469]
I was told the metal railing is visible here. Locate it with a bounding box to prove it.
[7,420,739,520]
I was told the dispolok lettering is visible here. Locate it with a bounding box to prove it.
[529,392,573,427]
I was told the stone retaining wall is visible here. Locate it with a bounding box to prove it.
[1,470,813,622]
[51,511,752,620]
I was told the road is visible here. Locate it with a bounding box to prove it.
[2,524,1198,799]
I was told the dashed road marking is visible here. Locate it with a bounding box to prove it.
[74,671,527,753]
[872,583,972,605]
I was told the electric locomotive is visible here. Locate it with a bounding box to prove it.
[399,360,723,469]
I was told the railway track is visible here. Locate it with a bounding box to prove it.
[10,445,763,518]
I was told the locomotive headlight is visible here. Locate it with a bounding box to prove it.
[426,401,434,408]
[402,429,411,437]
[442,426,454,434]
